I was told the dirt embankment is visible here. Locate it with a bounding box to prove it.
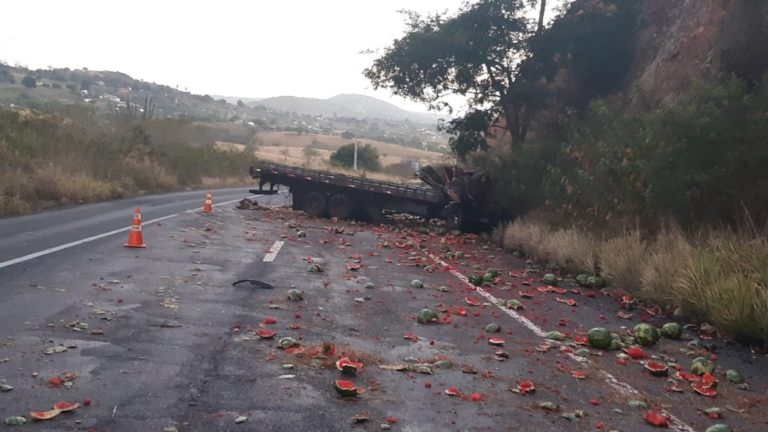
[629,0,768,106]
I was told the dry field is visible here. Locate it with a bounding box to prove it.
[216,131,449,182]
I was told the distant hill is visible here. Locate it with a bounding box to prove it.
[253,93,440,124]
[0,63,448,151]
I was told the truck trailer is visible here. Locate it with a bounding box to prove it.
[249,162,496,231]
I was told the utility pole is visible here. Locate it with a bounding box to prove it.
[353,142,358,171]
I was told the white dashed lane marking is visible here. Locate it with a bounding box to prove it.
[263,241,285,262]
[0,196,249,270]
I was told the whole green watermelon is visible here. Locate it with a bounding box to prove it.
[660,322,683,339]
[634,323,660,347]
[587,327,613,349]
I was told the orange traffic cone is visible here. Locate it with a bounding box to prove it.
[124,208,146,248]
[202,192,213,214]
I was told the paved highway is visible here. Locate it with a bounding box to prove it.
[0,187,251,269]
[0,190,765,431]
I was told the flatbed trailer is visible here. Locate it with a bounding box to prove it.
[249,162,449,225]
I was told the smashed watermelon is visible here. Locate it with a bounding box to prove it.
[334,380,361,397]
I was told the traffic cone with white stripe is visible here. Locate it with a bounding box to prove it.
[124,208,146,248]
[202,192,213,214]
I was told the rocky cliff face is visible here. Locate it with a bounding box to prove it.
[629,0,768,105]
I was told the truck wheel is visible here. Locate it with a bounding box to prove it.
[444,203,463,232]
[328,194,353,219]
[365,205,384,224]
[303,192,326,217]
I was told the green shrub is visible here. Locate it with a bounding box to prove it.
[330,142,381,171]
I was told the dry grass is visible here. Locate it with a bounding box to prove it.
[639,226,692,302]
[674,233,768,344]
[217,136,434,184]
[499,218,768,345]
[600,229,648,290]
[31,167,118,204]
[502,219,599,272]
[233,131,447,175]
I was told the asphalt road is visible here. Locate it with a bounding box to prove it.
[0,191,766,431]
[0,187,252,269]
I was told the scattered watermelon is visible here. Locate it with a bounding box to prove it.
[644,411,670,428]
[587,276,606,287]
[410,279,425,289]
[464,296,482,306]
[517,381,535,394]
[52,402,79,412]
[417,308,439,324]
[705,424,730,432]
[29,409,61,421]
[623,347,647,360]
[3,417,26,426]
[575,274,590,287]
[506,299,524,310]
[634,323,660,347]
[445,387,461,396]
[542,273,558,285]
[545,331,565,341]
[484,323,501,333]
[691,357,715,375]
[278,337,298,349]
[335,358,363,376]
[287,289,304,301]
[660,322,683,339]
[257,329,276,339]
[488,337,505,346]
[468,275,484,286]
[587,327,612,350]
[725,369,744,384]
[609,333,624,350]
[573,335,589,345]
[645,360,669,377]
[691,382,718,397]
[334,380,361,397]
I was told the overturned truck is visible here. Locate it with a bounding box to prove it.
[249,162,499,231]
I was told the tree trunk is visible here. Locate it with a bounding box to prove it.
[537,0,547,34]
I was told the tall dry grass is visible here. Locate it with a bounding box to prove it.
[600,230,647,290]
[0,108,257,216]
[501,219,599,272]
[499,219,768,345]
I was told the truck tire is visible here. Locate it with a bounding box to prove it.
[444,203,463,232]
[328,194,353,219]
[365,205,384,224]
[303,192,326,217]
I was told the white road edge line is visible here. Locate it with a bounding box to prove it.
[426,252,696,432]
[263,240,285,262]
[0,196,249,270]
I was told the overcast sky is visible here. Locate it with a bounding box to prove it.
[0,1,477,112]
[2,1,564,113]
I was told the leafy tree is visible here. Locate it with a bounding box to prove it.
[341,130,355,139]
[236,100,246,108]
[330,142,381,171]
[365,0,541,148]
[0,68,14,84]
[21,74,37,88]
[80,78,93,91]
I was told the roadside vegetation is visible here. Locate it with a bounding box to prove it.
[0,106,256,215]
[330,142,382,171]
[368,0,768,345]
